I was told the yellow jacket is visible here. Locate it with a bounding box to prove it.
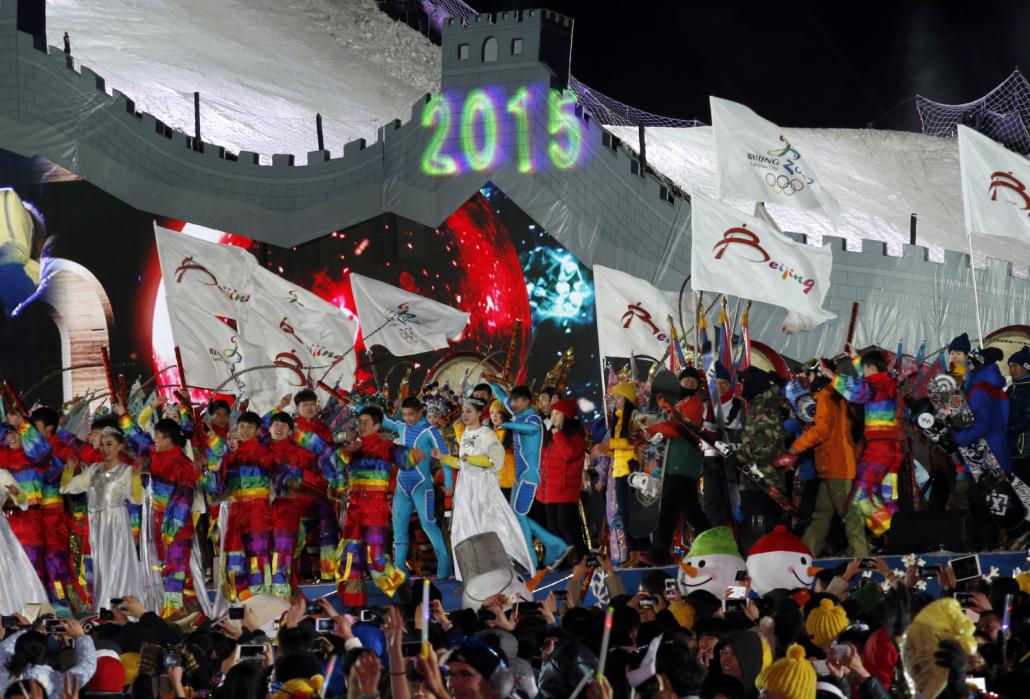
[496,428,516,489]
[609,409,637,478]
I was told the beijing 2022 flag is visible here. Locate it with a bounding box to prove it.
[711,96,840,222]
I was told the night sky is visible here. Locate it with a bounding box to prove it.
[471,1,1030,131]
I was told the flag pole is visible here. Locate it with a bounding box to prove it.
[966,231,986,348]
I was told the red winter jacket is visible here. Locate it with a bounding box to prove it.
[538,431,586,504]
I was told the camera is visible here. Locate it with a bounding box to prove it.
[314,618,334,634]
[306,600,323,617]
[228,607,246,621]
[99,608,115,622]
[109,597,128,612]
[1,616,18,629]
[359,608,382,624]
[43,618,63,634]
[916,564,940,578]
[238,644,265,659]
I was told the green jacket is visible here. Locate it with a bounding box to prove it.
[735,386,788,491]
[664,436,704,478]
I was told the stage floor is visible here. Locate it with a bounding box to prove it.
[304,550,1030,612]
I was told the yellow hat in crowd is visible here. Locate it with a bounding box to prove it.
[756,644,817,699]
[611,380,637,404]
[806,598,849,646]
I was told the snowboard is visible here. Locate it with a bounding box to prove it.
[917,374,1030,530]
[625,370,680,538]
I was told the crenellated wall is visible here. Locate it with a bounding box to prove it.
[0,1,1028,359]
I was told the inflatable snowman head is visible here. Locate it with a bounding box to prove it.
[677,526,745,597]
[746,525,819,596]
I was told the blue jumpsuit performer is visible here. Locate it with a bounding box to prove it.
[382,397,453,579]
[490,383,573,569]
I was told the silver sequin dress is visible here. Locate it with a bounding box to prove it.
[62,462,144,611]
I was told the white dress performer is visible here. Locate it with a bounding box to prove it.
[440,398,535,579]
[61,429,145,611]
[0,470,49,614]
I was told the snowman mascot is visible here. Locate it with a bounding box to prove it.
[677,526,746,597]
[746,525,820,596]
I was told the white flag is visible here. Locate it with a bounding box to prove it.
[691,192,836,331]
[241,267,359,400]
[959,125,1030,242]
[154,224,256,320]
[165,301,255,391]
[593,265,678,359]
[711,97,839,221]
[348,273,469,357]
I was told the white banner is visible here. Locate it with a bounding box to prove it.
[348,273,469,357]
[959,124,1030,242]
[691,192,836,332]
[165,301,255,391]
[240,267,360,404]
[711,96,839,222]
[153,224,256,321]
[593,265,678,359]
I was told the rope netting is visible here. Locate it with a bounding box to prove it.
[416,0,704,128]
[916,69,1030,154]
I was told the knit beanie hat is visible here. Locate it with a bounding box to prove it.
[87,649,126,692]
[756,644,817,699]
[948,332,971,354]
[551,399,577,419]
[611,381,637,404]
[1010,346,1030,371]
[806,598,849,646]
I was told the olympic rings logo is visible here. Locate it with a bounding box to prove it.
[765,172,805,195]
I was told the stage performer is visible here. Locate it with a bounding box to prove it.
[824,347,902,537]
[60,427,144,611]
[117,404,200,616]
[453,384,493,443]
[436,396,534,579]
[488,400,517,500]
[267,411,317,598]
[955,347,1010,551]
[0,468,49,614]
[734,367,790,538]
[701,362,744,528]
[0,413,50,594]
[641,368,710,564]
[948,332,972,379]
[271,391,339,580]
[331,406,418,606]
[539,399,588,563]
[1006,346,1030,485]
[489,383,573,571]
[203,411,273,600]
[29,406,80,609]
[380,397,452,579]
